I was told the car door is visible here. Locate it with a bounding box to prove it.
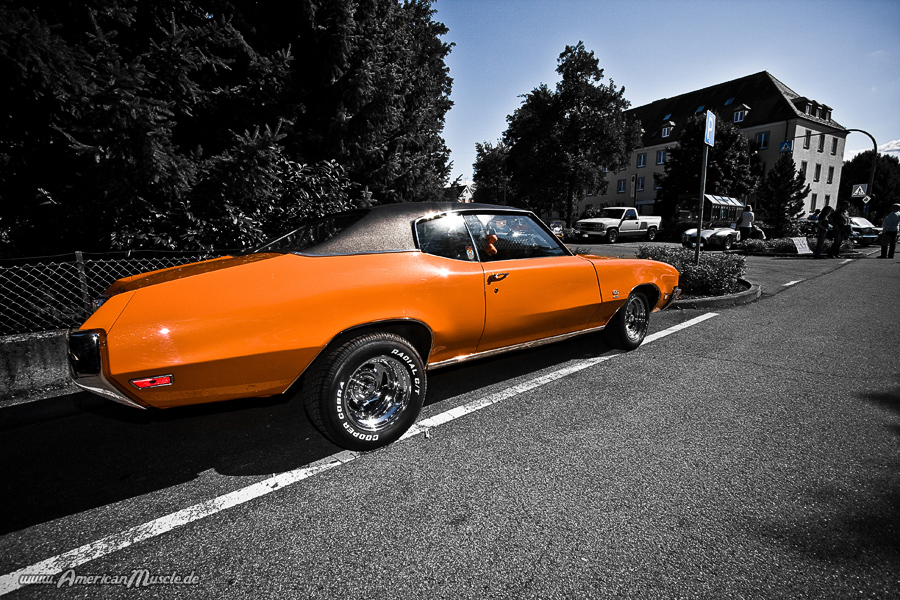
[619,208,641,236]
[464,214,602,352]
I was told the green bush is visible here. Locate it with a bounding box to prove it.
[741,238,768,253]
[740,236,854,255]
[636,245,746,297]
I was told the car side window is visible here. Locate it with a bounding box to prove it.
[415,214,477,261]
[464,214,567,262]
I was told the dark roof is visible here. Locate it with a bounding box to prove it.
[303,202,528,255]
[629,71,846,147]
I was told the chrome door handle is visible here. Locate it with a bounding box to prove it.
[487,273,509,283]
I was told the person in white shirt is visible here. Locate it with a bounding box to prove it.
[737,205,755,241]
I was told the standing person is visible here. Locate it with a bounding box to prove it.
[814,205,833,258]
[879,203,900,259]
[737,204,755,242]
[827,202,850,258]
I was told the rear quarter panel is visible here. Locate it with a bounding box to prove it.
[100,252,485,408]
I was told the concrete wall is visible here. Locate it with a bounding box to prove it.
[0,330,79,405]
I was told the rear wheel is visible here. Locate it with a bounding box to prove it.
[603,292,649,351]
[723,236,734,251]
[645,227,658,242]
[303,332,426,451]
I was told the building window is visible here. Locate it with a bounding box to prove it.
[636,176,645,191]
[656,149,666,164]
[803,130,811,149]
[733,110,745,123]
[696,105,704,113]
[617,179,626,193]
[827,166,834,184]
[755,131,770,150]
[825,194,831,206]
[662,126,671,138]
[724,98,734,106]
[818,135,825,152]
[800,161,808,179]
[814,164,821,182]
[831,138,838,155]
[637,153,646,168]
[811,194,817,209]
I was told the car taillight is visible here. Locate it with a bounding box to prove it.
[130,375,173,389]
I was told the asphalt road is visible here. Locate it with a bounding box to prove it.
[1,250,898,598]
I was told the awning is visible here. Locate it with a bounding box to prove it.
[704,195,744,208]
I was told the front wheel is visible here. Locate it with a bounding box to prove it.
[723,236,734,251]
[603,292,649,351]
[606,228,619,244]
[303,332,426,451]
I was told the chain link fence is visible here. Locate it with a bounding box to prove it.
[0,251,227,336]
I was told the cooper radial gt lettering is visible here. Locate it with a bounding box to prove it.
[390,348,419,375]
[336,382,345,420]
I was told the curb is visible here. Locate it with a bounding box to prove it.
[672,278,761,310]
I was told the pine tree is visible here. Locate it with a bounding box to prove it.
[756,153,810,237]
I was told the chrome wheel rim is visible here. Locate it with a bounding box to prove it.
[345,356,411,432]
[623,296,648,341]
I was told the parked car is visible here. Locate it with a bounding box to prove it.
[574,208,662,243]
[848,217,881,246]
[69,203,681,450]
[682,226,741,251]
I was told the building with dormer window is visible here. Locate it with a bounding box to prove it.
[579,71,847,217]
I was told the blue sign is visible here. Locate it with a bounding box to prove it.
[704,111,716,146]
[779,140,794,154]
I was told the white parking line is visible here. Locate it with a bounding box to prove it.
[783,280,803,287]
[0,312,719,595]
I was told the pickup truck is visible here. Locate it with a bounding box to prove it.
[574,207,662,243]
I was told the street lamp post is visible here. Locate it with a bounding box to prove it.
[845,129,878,216]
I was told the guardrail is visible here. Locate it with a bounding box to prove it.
[0,251,226,336]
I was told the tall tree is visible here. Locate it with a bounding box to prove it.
[839,150,900,221]
[503,42,640,225]
[654,113,758,220]
[0,0,454,257]
[756,153,810,237]
[471,141,511,205]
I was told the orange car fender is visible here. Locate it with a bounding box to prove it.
[582,256,679,325]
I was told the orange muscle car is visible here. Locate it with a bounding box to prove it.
[68,203,681,450]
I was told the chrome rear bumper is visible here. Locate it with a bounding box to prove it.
[68,329,146,409]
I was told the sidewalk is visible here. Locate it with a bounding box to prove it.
[0,245,884,423]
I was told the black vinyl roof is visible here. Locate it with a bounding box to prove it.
[302,202,529,255]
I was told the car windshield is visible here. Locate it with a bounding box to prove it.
[851,217,875,227]
[597,209,625,219]
[249,210,369,254]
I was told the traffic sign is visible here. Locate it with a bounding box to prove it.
[779,140,793,154]
[704,111,716,146]
[851,184,868,198]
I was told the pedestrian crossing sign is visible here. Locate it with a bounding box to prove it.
[851,184,867,198]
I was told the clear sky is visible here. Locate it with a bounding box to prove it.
[433,0,900,182]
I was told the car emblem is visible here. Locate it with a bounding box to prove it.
[612,290,620,299]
